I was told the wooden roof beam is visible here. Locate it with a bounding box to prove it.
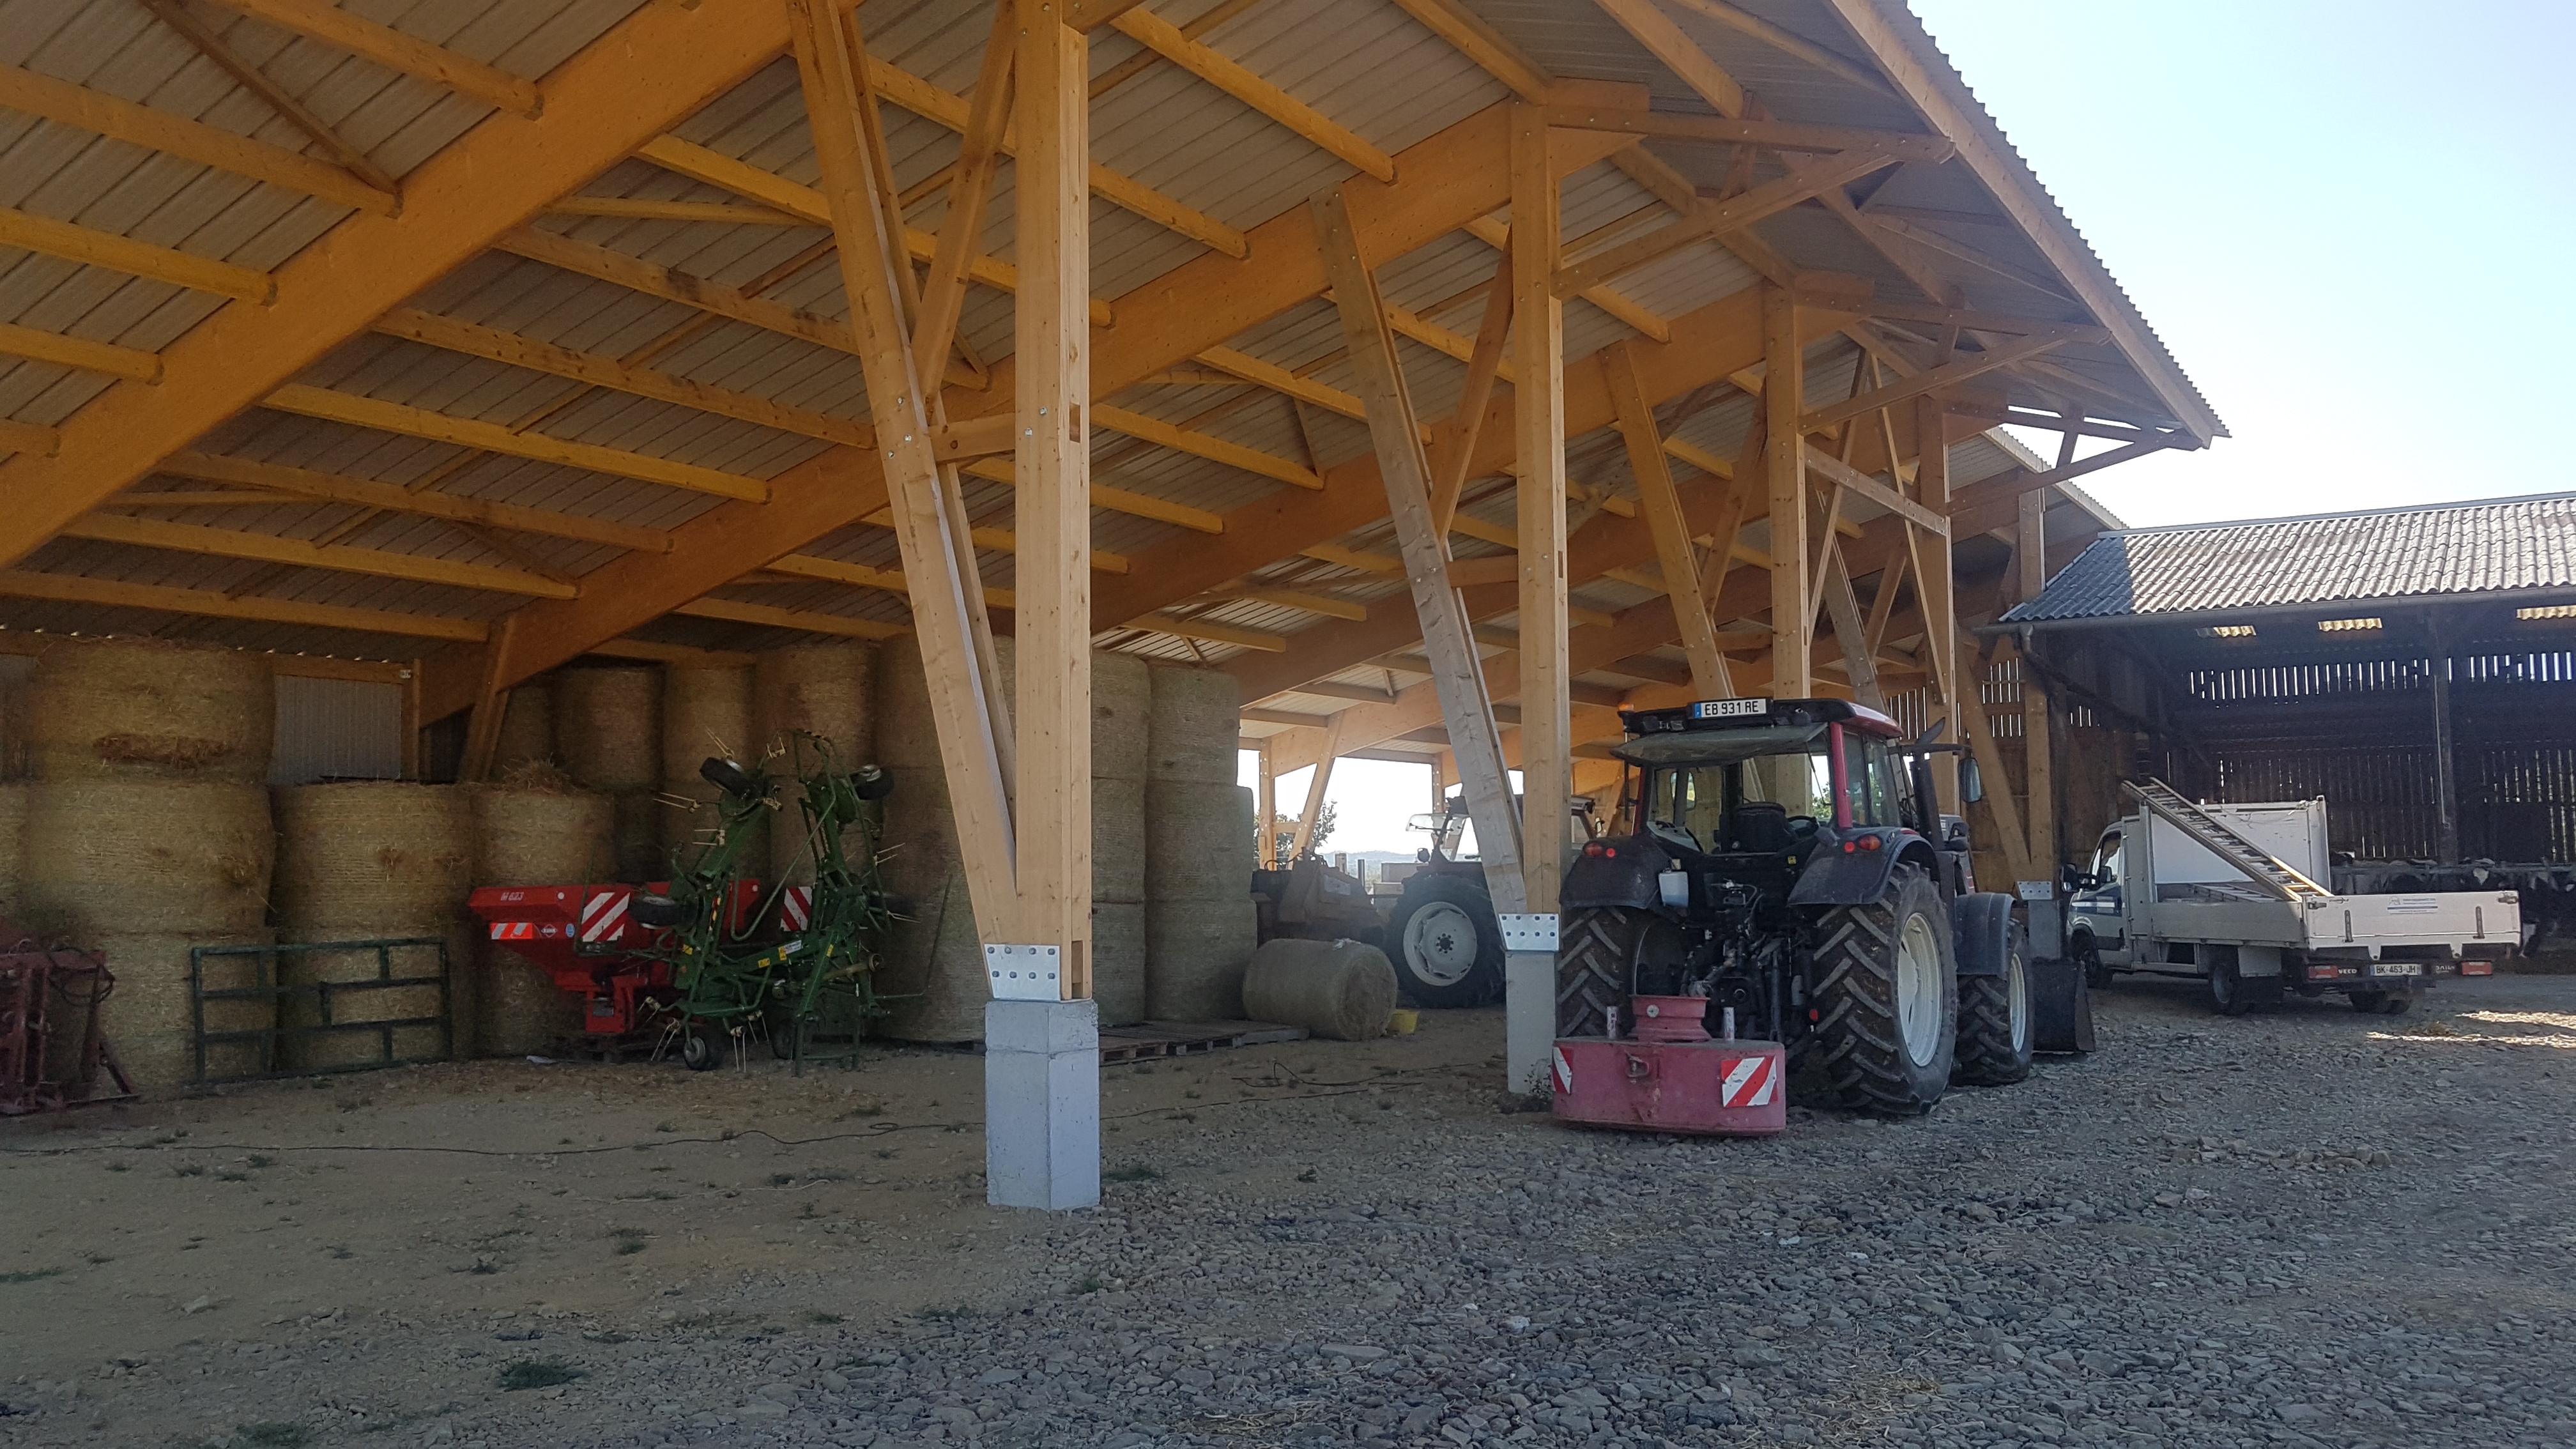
[196,0,542,118]
[672,596,903,641]
[0,59,395,214]
[0,0,798,568]
[259,385,771,503]
[0,569,487,641]
[0,321,160,383]
[1110,8,1395,181]
[150,450,671,553]
[0,205,272,302]
[60,512,577,598]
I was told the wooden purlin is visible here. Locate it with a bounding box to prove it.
[416,101,1641,721]
[1010,0,1096,990]
[785,0,1016,932]
[1311,183,1525,914]
[0,0,797,569]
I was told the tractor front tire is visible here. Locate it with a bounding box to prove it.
[1953,919,2034,1086]
[1388,874,1505,1008]
[1811,866,1958,1116]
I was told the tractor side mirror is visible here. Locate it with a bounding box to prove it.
[1960,757,1984,804]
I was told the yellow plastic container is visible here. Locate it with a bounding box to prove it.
[1387,1008,1420,1035]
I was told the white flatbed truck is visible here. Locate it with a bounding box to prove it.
[2066,780,2520,1016]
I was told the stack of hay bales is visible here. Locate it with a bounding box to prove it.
[873,640,1151,1040]
[272,784,475,1066]
[493,678,556,774]
[0,779,26,924]
[661,663,753,862]
[554,665,663,882]
[17,639,276,1088]
[471,768,610,1054]
[752,644,877,882]
[1144,664,1257,1022]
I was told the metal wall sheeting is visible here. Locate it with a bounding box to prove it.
[271,673,403,785]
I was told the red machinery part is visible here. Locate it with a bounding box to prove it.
[0,924,126,1115]
[466,882,772,1036]
[1551,1036,1789,1137]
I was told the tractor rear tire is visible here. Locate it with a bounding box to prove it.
[1811,866,1958,1116]
[1954,920,2034,1086]
[1556,907,1646,1037]
[1388,874,1504,1008]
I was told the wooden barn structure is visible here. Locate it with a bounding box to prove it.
[1998,494,2576,956]
[0,0,2218,1197]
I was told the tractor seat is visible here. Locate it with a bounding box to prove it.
[1728,802,1793,854]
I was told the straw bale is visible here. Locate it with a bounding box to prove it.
[30,637,272,783]
[554,666,661,792]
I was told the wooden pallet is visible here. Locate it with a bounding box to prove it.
[1100,1020,1307,1064]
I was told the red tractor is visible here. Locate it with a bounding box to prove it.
[1552,697,2082,1131]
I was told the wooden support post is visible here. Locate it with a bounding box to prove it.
[2016,491,2056,901]
[2430,612,2460,864]
[1509,103,1571,925]
[788,0,1016,935]
[401,659,423,782]
[457,615,518,784]
[1604,341,1733,700]
[1915,395,1959,810]
[1290,753,1336,861]
[1257,744,1278,869]
[1764,286,1811,696]
[1817,540,1882,710]
[1308,187,1526,914]
[1010,0,1093,992]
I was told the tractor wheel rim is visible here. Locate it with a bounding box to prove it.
[1896,912,1943,1067]
[2007,953,2031,1053]
[1404,902,1480,986]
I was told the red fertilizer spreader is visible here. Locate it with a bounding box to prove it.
[467,881,793,1036]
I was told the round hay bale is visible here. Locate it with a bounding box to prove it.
[473,779,612,887]
[610,790,667,883]
[1093,776,1147,904]
[479,943,576,1057]
[1094,652,1152,781]
[663,664,753,785]
[494,682,554,772]
[872,764,988,1042]
[272,783,475,1070]
[1146,664,1239,784]
[30,638,273,783]
[93,928,275,1090]
[757,643,878,760]
[1144,897,1258,1022]
[1092,900,1146,1027]
[554,666,661,792]
[22,779,273,937]
[1145,781,1257,901]
[0,781,26,923]
[1242,937,1398,1041]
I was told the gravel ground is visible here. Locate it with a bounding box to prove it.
[6,971,2576,1449]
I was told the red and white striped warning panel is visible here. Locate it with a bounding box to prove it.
[489,921,535,941]
[781,885,814,931]
[1551,1046,1574,1093]
[580,889,631,943]
[1719,1052,1777,1108]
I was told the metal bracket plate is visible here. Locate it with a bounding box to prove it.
[1498,914,1560,953]
[983,944,1062,1000]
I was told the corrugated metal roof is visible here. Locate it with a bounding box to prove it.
[2001,494,2576,626]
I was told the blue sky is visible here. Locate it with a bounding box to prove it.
[1912,0,2576,528]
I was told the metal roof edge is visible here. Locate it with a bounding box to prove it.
[1823,0,2228,444]
[1991,583,2576,634]
[2082,489,2576,539]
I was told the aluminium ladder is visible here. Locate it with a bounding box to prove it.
[2121,779,2333,902]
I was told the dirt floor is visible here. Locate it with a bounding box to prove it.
[6,971,2576,1449]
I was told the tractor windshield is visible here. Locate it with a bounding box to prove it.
[1642,742,1834,854]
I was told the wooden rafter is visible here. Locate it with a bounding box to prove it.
[0,0,798,569]
[134,0,401,195]
[1551,146,1930,299]
[197,0,542,118]
[0,569,487,640]
[0,59,395,213]
[1111,8,1394,181]
[0,321,159,383]
[61,512,576,598]
[0,206,272,302]
[150,451,670,554]
[1593,0,1746,117]
[259,385,771,503]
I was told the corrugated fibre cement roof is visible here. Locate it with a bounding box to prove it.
[2002,493,2576,625]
